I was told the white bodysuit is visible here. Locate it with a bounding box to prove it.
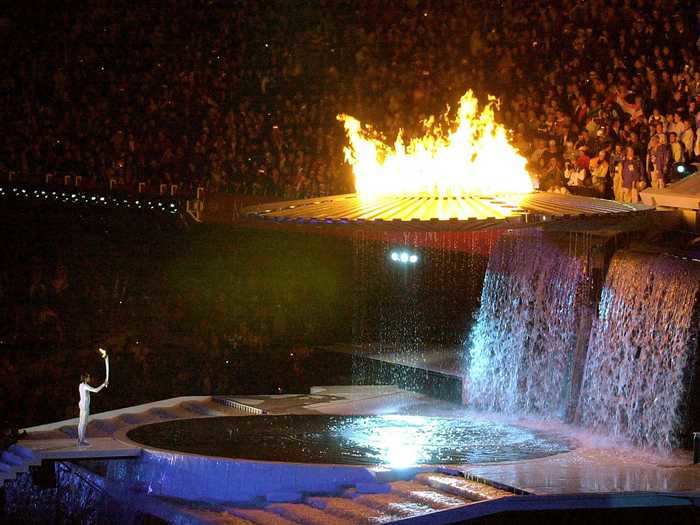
[78,382,105,443]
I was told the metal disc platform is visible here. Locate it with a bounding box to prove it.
[243,192,652,231]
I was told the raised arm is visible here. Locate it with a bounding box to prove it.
[84,383,106,393]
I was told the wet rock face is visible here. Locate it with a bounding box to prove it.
[467,232,589,417]
[578,251,700,450]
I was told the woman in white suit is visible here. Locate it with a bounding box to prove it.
[77,369,107,446]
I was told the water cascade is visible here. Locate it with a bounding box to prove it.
[467,231,592,417]
[577,251,700,450]
[350,231,496,395]
[352,231,494,350]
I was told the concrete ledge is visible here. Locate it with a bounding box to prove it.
[22,396,214,433]
[17,437,141,460]
[106,449,377,504]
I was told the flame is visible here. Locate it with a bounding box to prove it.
[337,91,533,198]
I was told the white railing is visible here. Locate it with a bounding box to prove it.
[214,397,266,415]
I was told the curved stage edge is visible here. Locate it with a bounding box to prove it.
[13,386,700,524]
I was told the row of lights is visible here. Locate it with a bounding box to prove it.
[390,250,419,264]
[0,185,180,215]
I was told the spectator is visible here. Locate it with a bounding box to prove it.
[589,150,610,196]
[620,146,645,203]
[668,132,686,164]
[564,161,586,188]
[680,119,695,157]
[656,134,673,186]
[541,157,566,191]
[610,143,626,201]
[647,135,661,188]
[541,139,562,170]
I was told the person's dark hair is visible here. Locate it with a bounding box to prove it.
[81,372,90,383]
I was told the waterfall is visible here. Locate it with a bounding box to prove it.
[352,231,491,350]
[466,231,590,417]
[577,251,700,450]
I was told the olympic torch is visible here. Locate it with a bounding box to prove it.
[98,347,109,386]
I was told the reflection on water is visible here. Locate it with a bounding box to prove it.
[128,415,572,466]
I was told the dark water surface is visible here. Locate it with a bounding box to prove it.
[128,415,572,465]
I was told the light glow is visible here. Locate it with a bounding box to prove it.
[349,415,430,468]
[390,250,419,265]
[338,90,533,199]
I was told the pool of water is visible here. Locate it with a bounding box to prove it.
[127,415,572,466]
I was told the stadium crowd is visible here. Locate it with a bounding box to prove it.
[0,1,698,203]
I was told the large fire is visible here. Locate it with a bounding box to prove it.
[338,91,533,198]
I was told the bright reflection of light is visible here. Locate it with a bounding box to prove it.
[400,252,409,263]
[409,254,418,263]
[340,415,434,468]
[376,416,428,468]
[332,414,571,466]
[385,440,421,468]
[391,251,400,261]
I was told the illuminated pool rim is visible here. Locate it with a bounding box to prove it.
[127,415,573,466]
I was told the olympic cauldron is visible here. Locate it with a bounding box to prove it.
[242,191,652,233]
[244,91,652,234]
